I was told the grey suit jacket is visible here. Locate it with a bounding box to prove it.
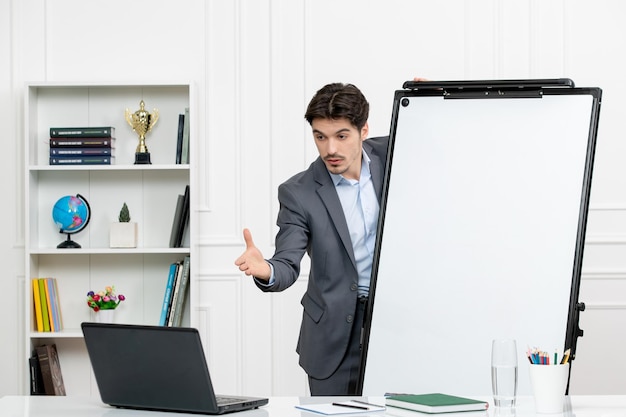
[255,136,388,379]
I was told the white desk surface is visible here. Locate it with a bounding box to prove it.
[1,395,625,417]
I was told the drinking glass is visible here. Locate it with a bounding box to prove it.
[491,339,518,408]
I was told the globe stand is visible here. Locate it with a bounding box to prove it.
[57,233,81,249]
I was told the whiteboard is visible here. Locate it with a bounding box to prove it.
[361,81,601,396]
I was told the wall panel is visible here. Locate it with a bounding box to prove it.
[3,0,626,397]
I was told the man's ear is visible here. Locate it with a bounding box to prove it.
[361,122,369,140]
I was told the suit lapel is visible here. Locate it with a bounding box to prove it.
[313,159,357,269]
[363,140,384,202]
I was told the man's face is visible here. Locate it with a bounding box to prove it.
[311,117,368,181]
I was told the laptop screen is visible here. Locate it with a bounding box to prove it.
[82,323,219,413]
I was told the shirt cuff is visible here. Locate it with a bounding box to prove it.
[255,261,275,287]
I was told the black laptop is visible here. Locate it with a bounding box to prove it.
[81,323,268,414]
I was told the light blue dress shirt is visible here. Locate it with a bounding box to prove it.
[329,150,379,296]
[264,149,379,295]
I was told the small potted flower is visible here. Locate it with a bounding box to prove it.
[110,202,138,248]
[87,285,126,323]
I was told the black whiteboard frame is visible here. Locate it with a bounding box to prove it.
[358,79,602,394]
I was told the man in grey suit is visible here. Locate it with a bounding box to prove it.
[235,83,387,395]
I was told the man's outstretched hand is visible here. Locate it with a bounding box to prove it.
[234,228,271,281]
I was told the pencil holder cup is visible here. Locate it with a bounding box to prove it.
[528,363,569,414]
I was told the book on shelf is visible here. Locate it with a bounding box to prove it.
[37,279,50,332]
[181,107,190,164]
[46,278,63,331]
[29,351,45,395]
[167,260,185,326]
[385,393,489,414]
[169,185,190,248]
[175,113,185,164]
[43,278,56,332]
[31,279,44,332]
[174,255,191,326]
[50,147,114,156]
[49,155,115,165]
[35,344,66,395]
[49,137,115,148]
[52,278,64,330]
[178,185,190,246]
[169,256,190,327]
[169,194,185,248]
[159,262,179,326]
[50,126,115,138]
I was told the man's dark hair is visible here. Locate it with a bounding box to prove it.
[304,83,369,130]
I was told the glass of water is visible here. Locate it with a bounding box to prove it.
[491,339,518,408]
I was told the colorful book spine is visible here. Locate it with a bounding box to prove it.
[46,278,62,332]
[32,279,44,332]
[37,279,50,332]
[171,256,191,327]
[50,126,115,138]
[158,263,178,326]
[43,278,55,332]
[49,156,114,165]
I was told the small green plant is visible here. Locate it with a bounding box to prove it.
[118,202,131,222]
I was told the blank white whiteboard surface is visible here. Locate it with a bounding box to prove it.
[361,87,600,396]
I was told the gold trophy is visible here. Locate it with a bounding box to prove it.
[125,100,159,164]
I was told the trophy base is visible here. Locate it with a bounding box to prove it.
[134,152,151,164]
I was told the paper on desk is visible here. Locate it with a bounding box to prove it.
[295,400,386,415]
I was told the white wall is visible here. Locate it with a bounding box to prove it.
[1,0,625,397]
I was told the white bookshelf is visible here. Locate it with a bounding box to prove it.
[24,82,196,396]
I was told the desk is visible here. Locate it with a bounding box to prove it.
[1,395,625,417]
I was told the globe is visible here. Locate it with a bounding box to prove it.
[52,194,91,248]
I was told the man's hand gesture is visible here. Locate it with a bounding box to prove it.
[234,228,271,281]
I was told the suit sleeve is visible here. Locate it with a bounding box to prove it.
[255,182,309,292]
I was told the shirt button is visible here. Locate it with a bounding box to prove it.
[346,315,354,323]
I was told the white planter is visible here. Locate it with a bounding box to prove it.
[109,222,138,248]
[94,309,116,323]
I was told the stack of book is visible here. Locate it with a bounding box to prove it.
[159,256,191,327]
[49,126,115,165]
[31,278,63,332]
[29,344,66,395]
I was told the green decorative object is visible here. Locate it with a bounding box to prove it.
[118,202,131,222]
[110,202,137,248]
